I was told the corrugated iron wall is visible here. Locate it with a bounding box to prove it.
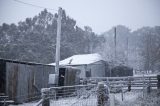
[64,68,76,86]
[5,62,54,103]
[0,61,6,94]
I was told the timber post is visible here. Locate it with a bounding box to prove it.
[41,88,50,106]
[97,82,109,106]
[128,77,131,92]
[147,77,151,93]
[157,75,160,89]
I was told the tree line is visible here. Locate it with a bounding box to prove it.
[99,25,160,72]
[0,9,101,63]
[0,9,160,72]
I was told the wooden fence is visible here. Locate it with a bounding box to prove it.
[36,75,160,106]
[86,75,160,89]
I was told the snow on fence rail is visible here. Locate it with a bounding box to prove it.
[35,75,160,106]
[87,75,160,89]
[35,83,111,106]
[35,84,98,106]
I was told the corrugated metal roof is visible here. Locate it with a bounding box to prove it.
[49,53,103,66]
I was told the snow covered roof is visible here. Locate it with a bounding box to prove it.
[49,53,103,66]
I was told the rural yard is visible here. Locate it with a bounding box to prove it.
[8,74,160,106]
[9,90,160,106]
[1,0,160,106]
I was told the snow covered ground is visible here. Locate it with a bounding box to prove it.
[9,90,160,106]
[50,97,96,106]
[114,91,142,106]
[9,96,97,106]
[134,73,158,77]
[115,90,160,106]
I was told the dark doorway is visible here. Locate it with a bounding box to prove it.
[0,61,6,94]
[111,65,133,77]
[57,68,66,98]
[86,69,91,78]
[58,68,65,86]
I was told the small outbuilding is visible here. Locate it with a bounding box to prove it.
[0,58,82,103]
[49,53,108,78]
[0,58,55,103]
[111,65,133,77]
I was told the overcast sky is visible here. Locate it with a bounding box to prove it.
[0,0,160,34]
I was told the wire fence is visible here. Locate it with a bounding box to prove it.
[35,75,160,106]
[44,84,98,106]
[0,92,41,106]
[3,75,159,106]
[86,75,158,89]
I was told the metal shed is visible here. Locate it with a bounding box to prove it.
[0,58,55,103]
[49,53,108,78]
[58,66,81,86]
[111,65,133,77]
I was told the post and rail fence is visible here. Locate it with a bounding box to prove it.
[35,84,98,106]
[35,75,160,106]
[87,75,160,89]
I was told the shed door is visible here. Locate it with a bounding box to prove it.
[86,69,91,78]
[64,68,76,86]
[0,61,6,94]
[58,68,65,86]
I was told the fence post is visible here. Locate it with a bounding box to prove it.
[97,82,109,106]
[121,88,124,101]
[147,77,151,93]
[128,77,131,92]
[157,75,160,89]
[41,88,50,106]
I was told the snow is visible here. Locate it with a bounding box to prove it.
[50,97,97,106]
[114,91,142,106]
[9,91,141,106]
[9,90,160,106]
[49,53,103,66]
[115,91,141,102]
[134,73,158,77]
[123,87,157,90]
[9,102,38,106]
[9,97,97,106]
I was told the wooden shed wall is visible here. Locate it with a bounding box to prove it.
[5,62,55,103]
[87,61,106,77]
[64,68,77,86]
[0,61,6,94]
[73,65,86,78]
[68,60,107,78]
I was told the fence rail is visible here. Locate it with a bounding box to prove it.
[36,75,160,106]
[86,75,159,89]
[35,84,99,106]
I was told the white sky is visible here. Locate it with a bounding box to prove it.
[0,0,160,34]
